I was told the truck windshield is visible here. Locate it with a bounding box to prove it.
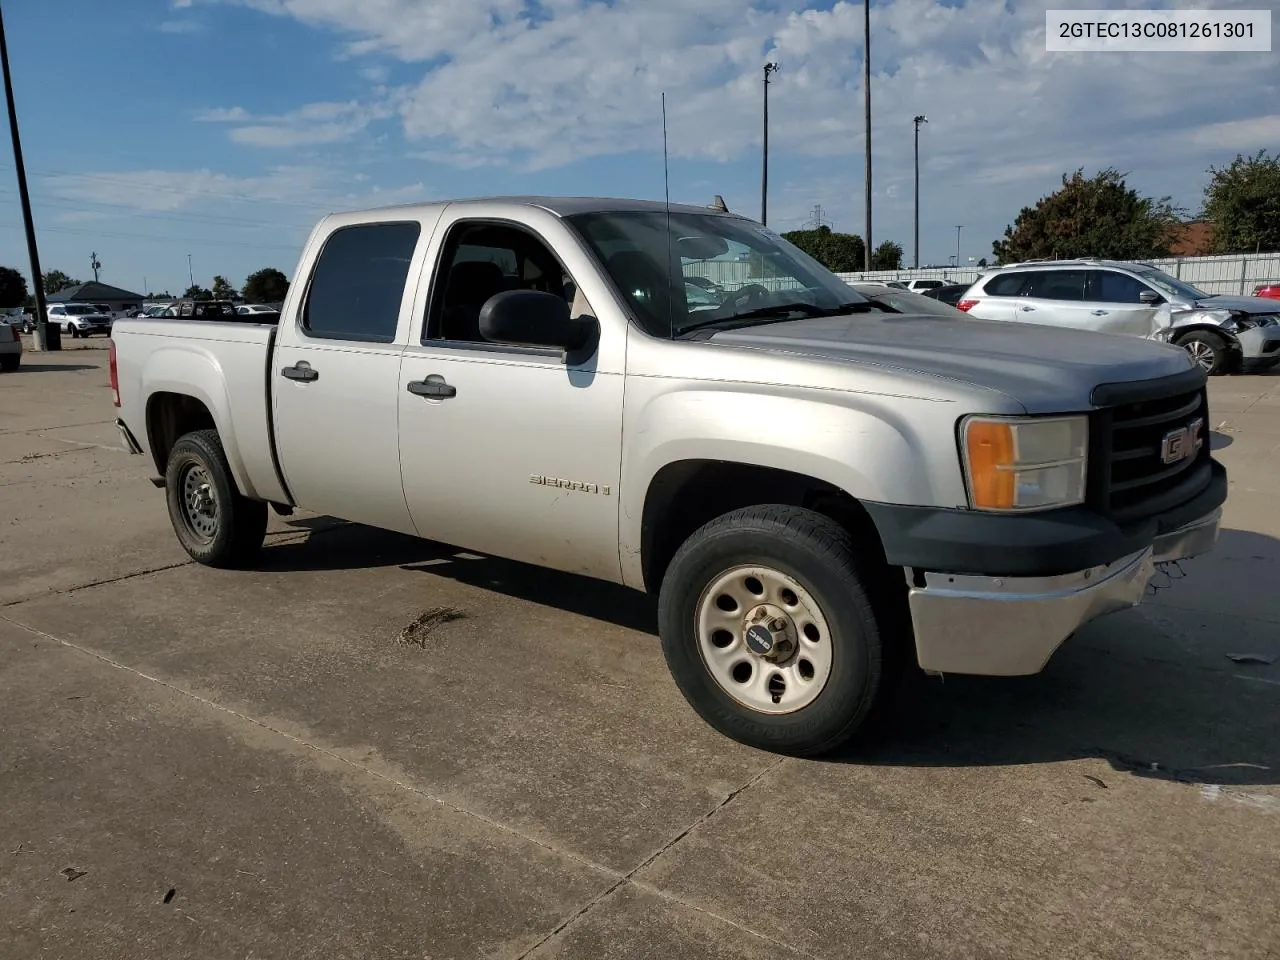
[566,210,869,338]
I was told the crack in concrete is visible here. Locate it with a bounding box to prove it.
[1,610,813,959]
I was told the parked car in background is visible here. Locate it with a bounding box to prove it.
[684,275,726,299]
[236,303,280,316]
[111,195,1226,756]
[853,279,908,290]
[921,283,970,307]
[1,318,23,370]
[847,283,968,318]
[1254,283,1280,301]
[960,259,1280,374]
[159,300,240,319]
[47,303,113,338]
[902,279,945,292]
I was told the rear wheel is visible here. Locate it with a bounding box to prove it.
[1177,330,1228,375]
[657,505,893,756]
[0,354,18,372]
[165,429,267,568]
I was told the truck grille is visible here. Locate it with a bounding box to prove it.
[1089,380,1212,525]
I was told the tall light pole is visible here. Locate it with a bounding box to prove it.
[955,225,963,270]
[862,0,872,271]
[1,2,56,351]
[761,62,779,225]
[187,253,194,290]
[913,115,927,269]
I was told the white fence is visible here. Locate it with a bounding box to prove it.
[837,253,1280,296]
[689,252,1280,297]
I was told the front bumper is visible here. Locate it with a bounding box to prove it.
[1237,325,1280,360]
[908,507,1221,676]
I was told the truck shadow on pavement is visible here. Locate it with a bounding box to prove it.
[261,522,1278,788]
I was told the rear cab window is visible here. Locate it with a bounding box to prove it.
[302,221,422,342]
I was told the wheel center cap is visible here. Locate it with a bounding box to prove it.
[745,624,774,656]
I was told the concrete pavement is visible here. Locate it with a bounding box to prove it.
[2,348,1277,959]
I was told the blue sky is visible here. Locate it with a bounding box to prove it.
[1,0,1276,296]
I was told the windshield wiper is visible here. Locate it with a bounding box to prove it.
[678,300,876,337]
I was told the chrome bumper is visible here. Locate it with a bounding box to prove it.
[908,508,1221,676]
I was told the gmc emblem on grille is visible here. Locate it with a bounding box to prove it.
[1160,417,1204,465]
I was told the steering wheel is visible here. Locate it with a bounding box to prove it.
[720,283,771,314]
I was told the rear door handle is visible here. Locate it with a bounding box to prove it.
[1091,310,1110,316]
[407,375,457,399]
[281,362,319,382]
[1019,305,1035,312]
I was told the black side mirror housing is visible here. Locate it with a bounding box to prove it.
[1139,289,1161,304]
[479,290,592,352]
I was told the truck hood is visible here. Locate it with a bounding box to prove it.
[710,314,1195,413]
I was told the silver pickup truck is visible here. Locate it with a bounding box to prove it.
[110,197,1227,755]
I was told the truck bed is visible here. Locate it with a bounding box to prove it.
[111,318,290,504]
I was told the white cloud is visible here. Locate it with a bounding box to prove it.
[194,100,395,148]
[177,0,1278,253]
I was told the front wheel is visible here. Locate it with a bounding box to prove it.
[658,505,892,756]
[165,429,267,568]
[1177,330,1228,375]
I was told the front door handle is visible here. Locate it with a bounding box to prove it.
[281,361,319,382]
[407,375,457,399]
[1091,310,1110,316]
[1019,305,1035,312]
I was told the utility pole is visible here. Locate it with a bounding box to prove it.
[955,225,963,269]
[0,2,56,350]
[90,251,101,282]
[187,253,194,290]
[913,116,927,269]
[761,62,779,226]
[862,0,872,271]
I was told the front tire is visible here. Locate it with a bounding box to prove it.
[658,505,891,756]
[165,429,267,568]
[0,354,18,372]
[1177,330,1228,375]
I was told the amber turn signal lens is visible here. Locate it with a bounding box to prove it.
[965,420,1016,509]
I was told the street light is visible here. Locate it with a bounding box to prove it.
[761,62,779,225]
[862,0,872,271]
[955,225,963,270]
[187,253,193,290]
[913,115,927,269]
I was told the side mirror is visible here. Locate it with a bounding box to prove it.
[479,289,592,351]
[1139,289,1161,305]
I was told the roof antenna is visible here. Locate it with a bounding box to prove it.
[662,91,675,340]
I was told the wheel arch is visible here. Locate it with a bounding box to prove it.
[636,459,889,595]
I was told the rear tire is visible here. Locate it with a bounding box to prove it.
[1177,330,1228,375]
[165,429,267,568]
[657,505,893,757]
[0,354,18,372]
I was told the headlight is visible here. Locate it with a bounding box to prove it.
[960,415,1088,512]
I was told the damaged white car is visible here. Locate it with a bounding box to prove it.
[959,260,1280,375]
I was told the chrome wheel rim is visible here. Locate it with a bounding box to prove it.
[179,463,218,542]
[695,564,833,715]
[1185,340,1215,371]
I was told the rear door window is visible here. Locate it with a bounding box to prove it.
[303,221,421,342]
[1022,270,1088,301]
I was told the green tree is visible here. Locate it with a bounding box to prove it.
[1201,150,1280,254]
[242,267,289,303]
[211,275,236,300]
[992,168,1180,264]
[183,285,213,300]
[870,240,904,271]
[0,266,28,308]
[43,270,79,295]
[781,226,865,273]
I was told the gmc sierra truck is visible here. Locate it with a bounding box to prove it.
[110,197,1226,755]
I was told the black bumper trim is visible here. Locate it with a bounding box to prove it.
[863,458,1227,578]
